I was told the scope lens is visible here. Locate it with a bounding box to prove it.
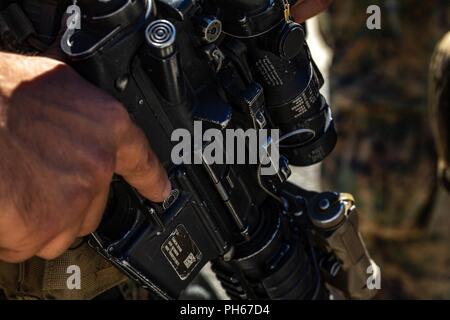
[250,42,337,166]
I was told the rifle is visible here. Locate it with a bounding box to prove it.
[61,0,378,300]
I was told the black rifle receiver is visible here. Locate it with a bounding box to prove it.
[61,0,378,300]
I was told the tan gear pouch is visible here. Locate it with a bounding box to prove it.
[0,239,127,300]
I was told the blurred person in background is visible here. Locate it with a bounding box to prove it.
[318,1,450,298]
[427,30,450,297]
[430,31,450,196]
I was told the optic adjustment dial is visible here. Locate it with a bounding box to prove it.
[199,16,222,43]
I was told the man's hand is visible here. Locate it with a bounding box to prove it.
[0,52,171,263]
[292,0,333,23]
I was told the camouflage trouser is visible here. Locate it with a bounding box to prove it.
[322,94,437,229]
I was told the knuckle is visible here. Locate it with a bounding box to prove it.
[132,149,154,176]
[63,182,99,215]
[108,102,131,137]
[0,250,33,263]
[23,216,68,247]
[78,219,101,237]
[37,248,66,261]
[37,233,78,261]
[76,150,115,192]
[89,151,115,183]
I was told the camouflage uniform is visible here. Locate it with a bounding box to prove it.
[319,0,450,228]
[318,1,450,299]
